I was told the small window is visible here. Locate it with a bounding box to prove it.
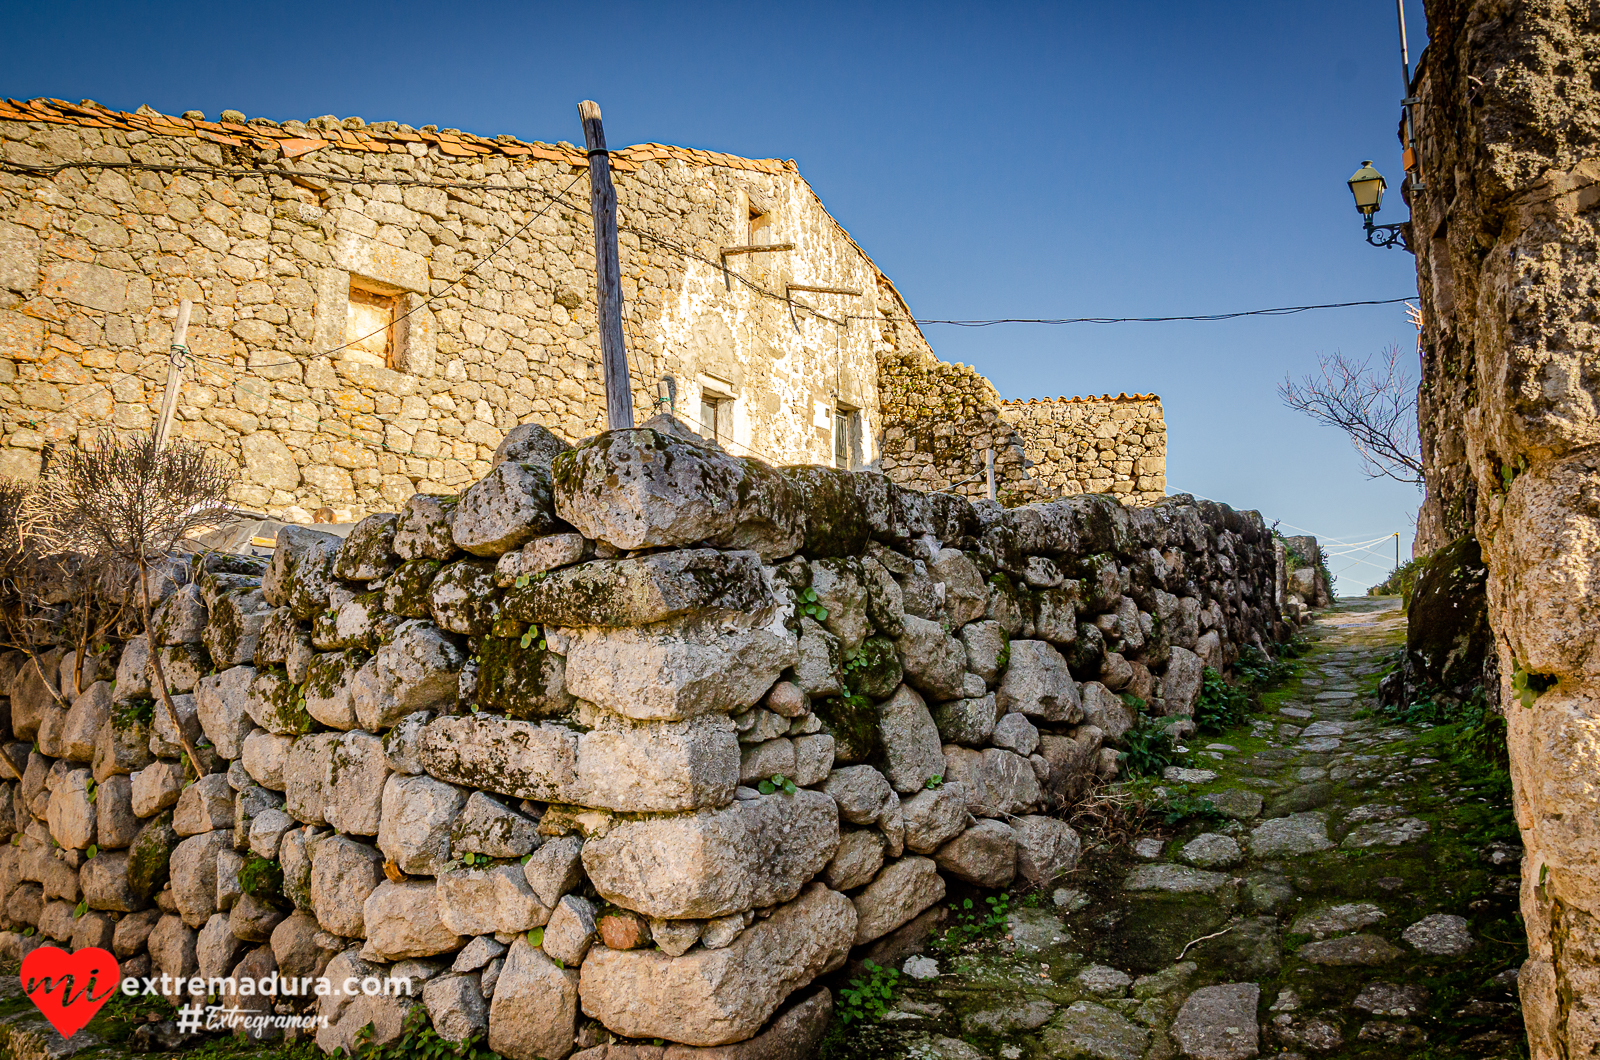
[347,286,400,368]
[748,203,771,247]
[834,408,862,469]
[700,395,725,443]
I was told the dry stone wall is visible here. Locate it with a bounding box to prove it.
[1002,394,1166,505]
[0,98,903,521]
[0,415,1284,1057]
[1409,3,1600,1054]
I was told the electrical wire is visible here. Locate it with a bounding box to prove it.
[913,297,1419,327]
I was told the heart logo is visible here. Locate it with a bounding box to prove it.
[20,946,120,1039]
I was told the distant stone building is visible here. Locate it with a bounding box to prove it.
[0,96,1162,519]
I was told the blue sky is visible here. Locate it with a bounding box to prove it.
[5,0,1428,590]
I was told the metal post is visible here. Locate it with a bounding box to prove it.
[577,100,634,431]
[985,448,996,500]
[1396,0,1425,188]
[1395,532,1401,572]
[154,299,192,449]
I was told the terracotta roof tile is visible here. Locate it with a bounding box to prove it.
[1,97,801,178]
[1001,393,1161,406]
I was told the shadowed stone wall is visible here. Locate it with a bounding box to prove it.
[1410,3,1600,1054]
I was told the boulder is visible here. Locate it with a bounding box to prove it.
[425,971,489,1044]
[930,549,987,627]
[998,641,1082,723]
[148,692,201,758]
[576,714,738,813]
[451,460,560,557]
[151,583,207,645]
[302,649,365,731]
[81,850,139,912]
[876,684,945,794]
[113,639,152,703]
[95,774,139,849]
[362,879,465,959]
[393,494,460,562]
[941,746,1042,817]
[959,620,1007,686]
[992,712,1041,756]
[824,829,887,891]
[382,711,433,775]
[861,558,907,641]
[505,549,772,629]
[543,895,598,966]
[524,835,585,909]
[436,863,551,936]
[851,856,945,945]
[1163,646,1204,717]
[1079,682,1133,742]
[131,760,185,818]
[324,731,390,837]
[489,936,580,1060]
[934,819,1018,888]
[578,883,853,1047]
[332,513,400,581]
[551,425,801,560]
[60,682,111,763]
[262,526,343,619]
[901,783,970,855]
[170,830,232,928]
[310,836,385,938]
[451,792,540,859]
[564,610,796,721]
[793,619,842,698]
[173,773,233,836]
[931,693,999,746]
[284,733,341,825]
[417,714,579,803]
[472,637,573,719]
[494,422,574,469]
[1171,983,1260,1060]
[272,908,339,981]
[495,533,589,585]
[428,559,504,635]
[243,668,308,736]
[821,766,894,825]
[46,769,95,850]
[205,589,273,667]
[383,558,444,617]
[581,790,838,920]
[351,620,464,731]
[242,729,292,790]
[895,615,966,701]
[378,773,468,875]
[93,713,154,781]
[195,666,256,759]
[1011,815,1081,883]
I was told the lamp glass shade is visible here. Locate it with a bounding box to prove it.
[1347,161,1386,215]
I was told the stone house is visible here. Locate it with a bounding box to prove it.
[0,96,1162,519]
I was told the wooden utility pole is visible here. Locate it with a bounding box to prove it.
[577,100,634,430]
[154,298,192,449]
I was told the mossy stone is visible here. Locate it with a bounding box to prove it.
[476,636,574,719]
[814,694,881,764]
[126,811,177,902]
[384,558,444,618]
[846,636,903,700]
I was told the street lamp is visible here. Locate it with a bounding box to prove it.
[1347,160,1409,250]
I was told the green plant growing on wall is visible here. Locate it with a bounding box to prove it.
[797,586,829,622]
[1193,667,1252,733]
[837,961,900,1025]
[1119,719,1180,778]
[1512,664,1556,708]
[239,854,285,905]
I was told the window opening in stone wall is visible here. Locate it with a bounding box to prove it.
[347,286,400,369]
[748,203,772,246]
[835,407,862,469]
[700,395,725,444]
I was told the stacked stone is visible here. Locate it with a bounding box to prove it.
[0,416,1286,1058]
[999,395,1167,505]
[876,349,1033,500]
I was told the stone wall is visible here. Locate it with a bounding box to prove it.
[0,415,1285,1057]
[1408,3,1600,1055]
[1001,394,1166,505]
[876,347,1032,501]
[0,98,912,521]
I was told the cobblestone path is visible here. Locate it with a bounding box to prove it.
[829,598,1527,1060]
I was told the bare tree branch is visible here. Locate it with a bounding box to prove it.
[28,432,238,775]
[1279,346,1424,487]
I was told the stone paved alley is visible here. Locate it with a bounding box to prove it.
[825,598,1527,1060]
